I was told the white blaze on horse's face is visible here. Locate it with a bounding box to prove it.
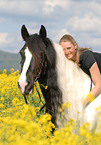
[18,47,32,94]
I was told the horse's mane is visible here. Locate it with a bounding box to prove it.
[51,42,91,124]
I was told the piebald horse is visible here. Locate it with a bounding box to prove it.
[18,25,101,131]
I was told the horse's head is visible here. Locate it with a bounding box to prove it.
[18,25,47,95]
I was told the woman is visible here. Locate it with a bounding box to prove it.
[59,34,101,107]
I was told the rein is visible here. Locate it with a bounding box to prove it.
[24,95,28,104]
[23,83,46,114]
[33,53,47,112]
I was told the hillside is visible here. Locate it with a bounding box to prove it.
[0,50,20,71]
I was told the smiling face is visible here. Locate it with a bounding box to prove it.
[60,41,77,61]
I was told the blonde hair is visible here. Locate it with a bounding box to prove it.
[59,34,91,54]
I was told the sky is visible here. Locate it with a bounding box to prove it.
[0,0,101,53]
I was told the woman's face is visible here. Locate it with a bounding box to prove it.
[60,41,77,61]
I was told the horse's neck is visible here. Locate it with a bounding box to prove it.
[52,41,90,100]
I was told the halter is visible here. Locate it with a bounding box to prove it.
[23,52,47,110]
[22,40,51,112]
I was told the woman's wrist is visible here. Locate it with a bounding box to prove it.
[86,92,95,102]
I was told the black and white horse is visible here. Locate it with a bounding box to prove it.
[18,25,101,130]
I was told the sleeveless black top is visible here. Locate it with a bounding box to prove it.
[79,50,101,77]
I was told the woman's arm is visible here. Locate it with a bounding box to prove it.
[83,62,101,106]
[90,62,101,97]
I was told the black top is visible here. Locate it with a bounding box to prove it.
[79,50,101,77]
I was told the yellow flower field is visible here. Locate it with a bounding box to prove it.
[0,69,101,145]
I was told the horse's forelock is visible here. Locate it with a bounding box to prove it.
[22,34,46,79]
[26,34,43,55]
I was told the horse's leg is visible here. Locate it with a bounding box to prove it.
[84,94,101,130]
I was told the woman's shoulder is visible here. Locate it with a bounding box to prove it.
[79,49,101,75]
[79,50,96,68]
[82,49,93,54]
[81,50,101,58]
[80,50,94,59]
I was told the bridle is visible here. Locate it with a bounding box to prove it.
[21,40,51,113]
[23,46,48,109]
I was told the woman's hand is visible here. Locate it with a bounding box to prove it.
[83,97,90,107]
[83,92,95,107]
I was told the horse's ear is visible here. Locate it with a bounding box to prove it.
[21,25,30,41]
[39,25,47,40]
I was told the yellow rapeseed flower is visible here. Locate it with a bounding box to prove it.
[0,69,101,144]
